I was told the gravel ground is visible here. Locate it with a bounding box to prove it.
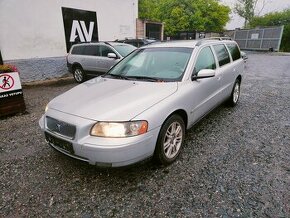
[1,53,290,217]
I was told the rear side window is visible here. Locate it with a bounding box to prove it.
[83,45,100,56]
[71,46,84,55]
[194,47,216,73]
[227,43,241,61]
[213,44,231,67]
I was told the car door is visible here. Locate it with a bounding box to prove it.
[99,45,119,73]
[212,44,234,100]
[224,43,244,95]
[82,45,102,72]
[189,46,221,123]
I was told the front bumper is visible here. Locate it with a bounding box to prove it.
[39,111,160,167]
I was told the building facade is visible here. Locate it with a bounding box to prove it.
[0,0,138,82]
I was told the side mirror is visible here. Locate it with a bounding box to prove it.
[192,69,215,81]
[241,52,248,61]
[107,53,117,59]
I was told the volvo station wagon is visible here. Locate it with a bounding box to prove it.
[40,39,244,167]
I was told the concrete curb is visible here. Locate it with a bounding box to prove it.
[22,75,74,88]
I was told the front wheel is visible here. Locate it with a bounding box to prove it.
[73,67,86,83]
[227,79,241,107]
[154,115,185,165]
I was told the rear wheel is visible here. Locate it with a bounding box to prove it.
[227,79,241,107]
[154,115,185,165]
[73,67,86,83]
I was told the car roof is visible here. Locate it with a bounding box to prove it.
[143,39,236,49]
[72,42,131,47]
[71,39,236,49]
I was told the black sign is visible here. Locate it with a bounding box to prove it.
[0,50,3,65]
[62,7,99,52]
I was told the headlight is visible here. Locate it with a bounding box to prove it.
[91,121,148,138]
[45,104,48,113]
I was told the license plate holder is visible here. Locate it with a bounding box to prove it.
[45,132,74,154]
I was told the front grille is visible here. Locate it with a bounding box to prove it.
[46,116,76,139]
[45,132,74,154]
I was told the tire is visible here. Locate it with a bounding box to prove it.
[73,66,86,83]
[227,79,241,107]
[154,114,185,165]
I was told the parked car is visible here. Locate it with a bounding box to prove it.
[115,38,157,47]
[40,39,244,167]
[67,42,136,83]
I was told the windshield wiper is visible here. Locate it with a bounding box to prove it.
[126,76,164,82]
[103,74,129,80]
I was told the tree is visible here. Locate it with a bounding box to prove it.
[139,0,230,36]
[250,9,290,52]
[234,0,268,28]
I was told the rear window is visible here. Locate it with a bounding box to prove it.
[227,43,241,61]
[213,44,231,67]
[71,46,84,55]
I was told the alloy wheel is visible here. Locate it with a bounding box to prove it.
[74,68,83,83]
[233,82,240,103]
[163,121,183,159]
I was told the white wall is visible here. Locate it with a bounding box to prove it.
[0,0,138,60]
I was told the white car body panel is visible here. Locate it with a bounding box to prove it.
[48,77,178,122]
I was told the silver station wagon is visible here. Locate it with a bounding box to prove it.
[39,39,244,167]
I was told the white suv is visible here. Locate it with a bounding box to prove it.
[67,42,136,83]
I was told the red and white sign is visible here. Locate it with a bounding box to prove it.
[0,72,22,94]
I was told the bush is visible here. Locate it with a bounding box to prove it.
[0,64,18,73]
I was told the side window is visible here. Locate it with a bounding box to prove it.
[83,45,100,56]
[194,47,216,73]
[227,43,241,61]
[71,46,84,55]
[100,45,115,57]
[213,44,231,67]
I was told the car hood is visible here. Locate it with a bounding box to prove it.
[48,77,178,121]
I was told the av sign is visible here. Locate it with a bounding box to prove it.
[62,7,99,52]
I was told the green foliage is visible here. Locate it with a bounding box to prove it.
[234,0,256,27]
[139,0,230,36]
[0,64,18,73]
[250,9,290,52]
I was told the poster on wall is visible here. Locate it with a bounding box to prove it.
[62,7,99,52]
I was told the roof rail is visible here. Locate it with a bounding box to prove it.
[196,37,232,46]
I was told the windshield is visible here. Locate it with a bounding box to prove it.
[106,47,193,82]
[113,44,136,57]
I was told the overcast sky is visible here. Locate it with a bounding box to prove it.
[220,0,290,29]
